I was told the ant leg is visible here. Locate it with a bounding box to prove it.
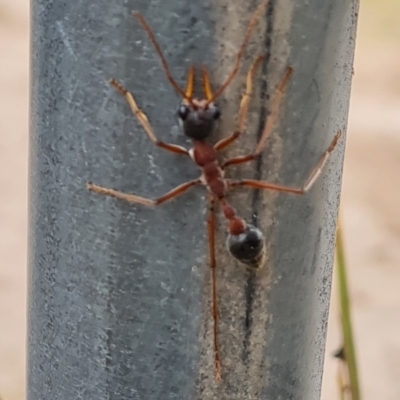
[208,0,269,103]
[87,179,201,207]
[133,12,188,99]
[214,55,264,151]
[110,79,189,156]
[222,66,293,168]
[228,130,342,194]
[207,196,222,381]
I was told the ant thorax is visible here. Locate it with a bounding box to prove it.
[177,98,221,141]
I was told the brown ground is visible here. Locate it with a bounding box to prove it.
[0,1,398,399]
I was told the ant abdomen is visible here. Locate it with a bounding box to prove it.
[227,225,266,269]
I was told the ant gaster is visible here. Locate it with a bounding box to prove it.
[88,0,342,381]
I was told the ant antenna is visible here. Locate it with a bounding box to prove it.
[207,0,269,105]
[133,11,194,104]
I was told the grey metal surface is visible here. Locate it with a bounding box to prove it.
[29,0,358,399]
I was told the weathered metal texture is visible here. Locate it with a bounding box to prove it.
[29,0,358,399]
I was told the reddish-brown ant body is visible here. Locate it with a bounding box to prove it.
[88,0,341,381]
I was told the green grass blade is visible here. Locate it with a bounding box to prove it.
[336,219,362,400]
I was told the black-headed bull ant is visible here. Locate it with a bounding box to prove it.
[88,0,341,381]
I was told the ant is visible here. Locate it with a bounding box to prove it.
[88,0,341,381]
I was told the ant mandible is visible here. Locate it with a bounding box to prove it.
[87,0,341,381]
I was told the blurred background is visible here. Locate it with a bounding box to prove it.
[0,0,398,399]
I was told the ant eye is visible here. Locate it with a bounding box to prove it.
[177,104,190,120]
[213,106,221,120]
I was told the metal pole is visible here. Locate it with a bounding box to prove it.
[29,0,358,399]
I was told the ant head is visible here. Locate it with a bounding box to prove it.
[177,99,220,140]
[134,2,268,140]
[176,66,221,141]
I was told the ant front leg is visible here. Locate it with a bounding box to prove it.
[214,55,264,152]
[87,179,201,207]
[222,66,294,167]
[228,130,342,194]
[110,79,189,156]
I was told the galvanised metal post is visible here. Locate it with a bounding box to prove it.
[29,0,358,399]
